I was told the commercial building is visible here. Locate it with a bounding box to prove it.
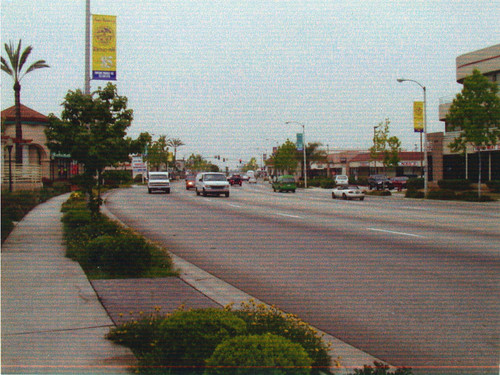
[432,44,500,182]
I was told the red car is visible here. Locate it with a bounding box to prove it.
[185,175,196,190]
[228,175,242,186]
[390,176,409,191]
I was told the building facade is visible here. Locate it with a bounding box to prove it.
[433,44,500,182]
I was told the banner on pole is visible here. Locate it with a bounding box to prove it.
[296,133,304,151]
[413,101,424,133]
[92,14,116,81]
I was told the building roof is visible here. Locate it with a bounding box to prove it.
[1,104,49,123]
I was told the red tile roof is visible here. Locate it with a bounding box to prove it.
[1,104,49,123]
[349,151,423,162]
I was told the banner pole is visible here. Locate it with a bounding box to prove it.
[84,0,91,94]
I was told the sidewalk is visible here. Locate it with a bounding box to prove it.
[2,193,384,374]
[1,194,136,374]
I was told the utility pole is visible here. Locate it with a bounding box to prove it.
[84,0,91,95]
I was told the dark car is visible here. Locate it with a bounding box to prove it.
[390,176,409,191]
[368,175,393,190]
[228,175,242,186]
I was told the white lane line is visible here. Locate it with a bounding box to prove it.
[276,213,302,219]
[227,203,242,208]
[368,228,424,238]
[400,206,431,211]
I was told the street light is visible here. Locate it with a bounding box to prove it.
[373,124,381,174]
[397,78,428,196]
[285,121,307,188]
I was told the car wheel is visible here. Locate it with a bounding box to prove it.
[148,189,152,194]
[166,189,170,194]
[202,189,207,197]
[342,193,347,200]
[196,189,200,196]
[225,192,230,197]
[360,197,365,201]
[292,190,296,193]
[332,193,335,199]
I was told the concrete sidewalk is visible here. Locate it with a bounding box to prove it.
[1,194,136,374]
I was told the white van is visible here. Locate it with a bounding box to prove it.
[195,172,230,197]
[147,171,170,194]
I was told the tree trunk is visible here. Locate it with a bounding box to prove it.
[14,81,23,164]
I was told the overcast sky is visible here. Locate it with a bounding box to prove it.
[2,1,499,169]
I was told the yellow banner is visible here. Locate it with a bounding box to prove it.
[413,101,424,133]
[92,14,116,80]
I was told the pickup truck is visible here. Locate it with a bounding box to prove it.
[147,171,171,194]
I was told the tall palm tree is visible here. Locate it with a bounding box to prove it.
[168,138,185,166]
[2,40,49,163]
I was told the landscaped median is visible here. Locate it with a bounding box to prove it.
[61,191,413,375]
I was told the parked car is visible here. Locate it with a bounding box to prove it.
[147,171,171,194]
[195,172,230,197]
[272,175,296,193]
[185,175,196,190]
[248,176,257,184]
[228,175,242,186]
[334,175,349,186]
[368,175,393,190]
[390,176,409,191]
[332,185,365,200]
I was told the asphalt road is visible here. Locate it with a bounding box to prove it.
[104,182,500,374]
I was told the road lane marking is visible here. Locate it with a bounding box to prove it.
[368,228,424,238]
[276,213,302,219]
[227,203,242,208]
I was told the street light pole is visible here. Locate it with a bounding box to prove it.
[285,121,307,188]
[397,78,428,196]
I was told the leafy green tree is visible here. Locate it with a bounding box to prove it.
[370,118,401,173]
[146,135,172,171]
[46,83,133,215]
[1,40,49,163]
[446,69,500,197]
[185,154,219,172]
[273,139,298,175]
[242,157,259,172]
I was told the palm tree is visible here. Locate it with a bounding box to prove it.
[168,138,185,165]
[303,142,327,179]
[1,40,49,163]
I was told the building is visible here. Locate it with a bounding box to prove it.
[1,104,51,190]
[433,44,500,182]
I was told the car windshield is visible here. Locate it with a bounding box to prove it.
[150,174,168,180]
[204,174,227,181]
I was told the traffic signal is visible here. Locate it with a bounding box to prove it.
[239,159,242,164]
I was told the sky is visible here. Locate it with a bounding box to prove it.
[2,1,499,169]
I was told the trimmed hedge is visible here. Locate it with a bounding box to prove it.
[426,189,456,200]
[406,178,424,190]
[486,180,500,193]
[205,333,312,375]
[437,179,471,191]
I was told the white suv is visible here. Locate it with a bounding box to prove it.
[147,172,171,194]
[195,172,230,197]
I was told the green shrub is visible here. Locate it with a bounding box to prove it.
[134,174,144,183]
[405,189,424,199]
[486,180,500,193]
[61,209,92,228]
[406,178,424,190]
[141,309,247,370]
[1,215,15,243]
[102,170,133,188]
[456,191,494,202]
[348,361,412,375]
[86,232,153,277]
[320,179,335,189]
[366,190,391,196]
[233,301,331,372]
[426,189,456,200]
[205,333,312,375]
[437,179,471,191]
